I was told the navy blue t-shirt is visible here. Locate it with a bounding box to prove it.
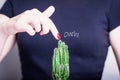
[1,0,120,80]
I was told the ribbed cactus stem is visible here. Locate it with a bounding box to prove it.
[52,40,69,80]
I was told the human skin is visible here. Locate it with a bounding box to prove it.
[0,6,120,74]
[0,6,60,62]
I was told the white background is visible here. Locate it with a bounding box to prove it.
[0,0,120,80]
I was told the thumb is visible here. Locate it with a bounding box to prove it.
[43,6,55,17]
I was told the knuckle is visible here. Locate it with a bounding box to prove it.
[31,8,42,16]
[32,8,39,12]
[24,10,30,14]
[23,10,31,17]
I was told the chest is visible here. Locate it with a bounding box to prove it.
[15,0,110,52]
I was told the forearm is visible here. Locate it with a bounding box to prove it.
[109,26,120,73]
[0,32,8,53]
[0,14,10,23]
[0,32,9,62]
[112,46,120,72]
[0,35,16,62]
[0,14,12,62]
[0,14,9,51]
[0,26,8,62]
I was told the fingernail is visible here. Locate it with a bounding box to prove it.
[57,33,61,40]
[40,33,45,36]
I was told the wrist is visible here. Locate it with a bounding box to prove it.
[0,14,9,23]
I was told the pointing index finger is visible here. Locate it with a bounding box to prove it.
[48,18,61,40]
[43,6,61,40]
[43,6,55,18]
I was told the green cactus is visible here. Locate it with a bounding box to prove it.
[52,40,70,80]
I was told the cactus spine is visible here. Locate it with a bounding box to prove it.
[52,40,69,80]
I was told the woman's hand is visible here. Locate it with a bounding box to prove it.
[1,6,60,40]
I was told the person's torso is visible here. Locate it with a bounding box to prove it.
[11,0,111,79]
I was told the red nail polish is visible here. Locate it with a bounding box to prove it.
[40,33,45,36]
[57,33,61,40]
[41,34,45,36]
